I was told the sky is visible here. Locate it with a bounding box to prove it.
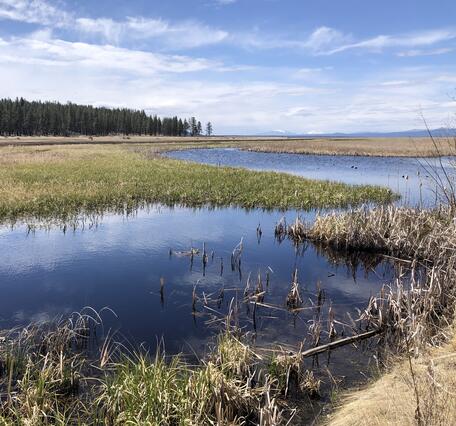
[0,0,455,134]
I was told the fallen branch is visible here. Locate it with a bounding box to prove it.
[300,328,384,359]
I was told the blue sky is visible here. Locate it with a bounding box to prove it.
[0,0,455,134]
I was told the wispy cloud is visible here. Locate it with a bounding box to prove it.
[231,26,456,56]
[320,28,456,55]
[0,33,220,74]
[0,0,229,49]
[75,17,229,48]
[397,47,454,57]
[215,0,238,4]
[0,0,69,26]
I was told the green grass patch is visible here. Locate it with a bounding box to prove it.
[0,145,397,222]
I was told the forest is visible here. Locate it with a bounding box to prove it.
[0,98,210,137]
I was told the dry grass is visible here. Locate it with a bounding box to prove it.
[291,206,456,260]
[327,325,456,426]
[284,205,456,425]
[2,135,455,157]
[241,137,455,157]
[277,206,456,347]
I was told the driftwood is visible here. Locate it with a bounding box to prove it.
[301,328,384,359]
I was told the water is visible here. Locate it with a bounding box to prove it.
[166,148,455,206]
[0,205,392,353]
[1,149,428,416]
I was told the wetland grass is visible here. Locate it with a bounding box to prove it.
[239,136,456,157]
[4,135,455,158]
[0,311,327,425]
[0,144,396,224]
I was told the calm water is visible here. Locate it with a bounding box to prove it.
[0,206,391,356]
[166,148,455,206]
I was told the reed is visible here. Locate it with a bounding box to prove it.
[281,206,456,352]
[286,269,303,310]
[293,204,456,424]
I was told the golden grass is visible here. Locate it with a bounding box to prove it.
[2,135,454,157]
[242,137,455,157]
[327,326,456,426]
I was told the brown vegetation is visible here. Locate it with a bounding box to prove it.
[1,135,455,157]
[277,206,456,425]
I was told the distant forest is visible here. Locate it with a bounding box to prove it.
[0,98,212,137]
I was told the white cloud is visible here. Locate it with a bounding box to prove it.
[1,0,455,56]
[215,0,238,4]
[0,34,220,74]
[322,28,456,55]
[0,0,69,26]
[397,47,454,57]
[231,26,456,56]
[302,26,349,53]
[0,0,229,49]
[74,17,229,48]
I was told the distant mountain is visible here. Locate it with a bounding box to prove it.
[253,128,455,138]
[255,130,298,136]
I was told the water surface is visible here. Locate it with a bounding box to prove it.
[0,206,391,355]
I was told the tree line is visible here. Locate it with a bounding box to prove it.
[0,98,213,137]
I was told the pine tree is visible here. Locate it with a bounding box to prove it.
[205,122,213,136]
[0,98,207,137]
[183,119,190,136]
[189,117,197,136]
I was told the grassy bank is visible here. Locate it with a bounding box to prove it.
[0,144,395,223]
[0,313,320,425]
[2,135,454,157]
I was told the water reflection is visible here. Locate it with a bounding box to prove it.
[0,205,393,356]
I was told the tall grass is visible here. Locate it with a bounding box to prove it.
[0,145,396,224]
[1,314,318,425]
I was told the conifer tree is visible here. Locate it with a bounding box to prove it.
[0,98,207,138]
[205,122,213,136]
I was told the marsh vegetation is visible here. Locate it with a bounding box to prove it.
[0,144,395,223]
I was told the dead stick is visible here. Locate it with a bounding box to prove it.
[300,328,384,359]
